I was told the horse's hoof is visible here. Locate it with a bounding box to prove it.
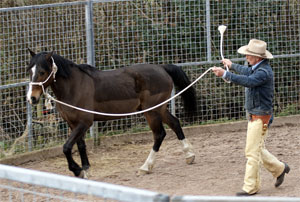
[138,168,151,175]
[139,164,153,175]
[186,155,195,164]
[78,170,89,179]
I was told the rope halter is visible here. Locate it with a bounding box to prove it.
[29,57,58,95]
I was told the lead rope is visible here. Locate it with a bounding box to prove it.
[43,67,213,116]
[34,25,230,116]
[218,25,231,83]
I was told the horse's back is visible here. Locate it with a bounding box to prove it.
[92,64,173,119]
[125,64,173,92]
[95,64,173,94]
[124,64,174,109]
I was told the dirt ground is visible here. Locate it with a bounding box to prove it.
[19,117,300,198]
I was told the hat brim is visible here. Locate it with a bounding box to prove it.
[237,45,273,59]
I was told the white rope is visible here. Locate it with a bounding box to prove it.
[41,67,213,117]
[218,25,231,83]
[30,24,232,117]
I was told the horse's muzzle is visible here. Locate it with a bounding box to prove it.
[27,84,42,104]
[30,96,39,104]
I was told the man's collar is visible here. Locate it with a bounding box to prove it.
[252,59,265,71]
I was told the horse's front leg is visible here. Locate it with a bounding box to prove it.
[77,137,90,178]
[63,123,89,178]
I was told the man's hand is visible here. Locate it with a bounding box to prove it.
[222,59,232,68]
[212,66,225,77]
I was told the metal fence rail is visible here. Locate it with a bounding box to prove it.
[0,164,169,202]
[0,0,300,158]
[1,164,300,202]
[172,195,300,202]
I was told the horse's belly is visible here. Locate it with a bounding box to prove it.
[93,98,140,119]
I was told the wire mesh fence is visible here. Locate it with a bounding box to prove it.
[0,0,299,158]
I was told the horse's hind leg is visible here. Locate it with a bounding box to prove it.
[63,123,89,178]
[140,111,166,174]
[162,110,195,164]
[77,137,90,178]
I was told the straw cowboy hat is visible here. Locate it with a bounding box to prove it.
[238,39,273,59]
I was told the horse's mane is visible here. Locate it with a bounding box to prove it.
[78,64,99,76]
[51,53,98,78]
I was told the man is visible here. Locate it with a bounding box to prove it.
[212,39,290,196]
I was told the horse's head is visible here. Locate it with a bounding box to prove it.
[26,49,57,104]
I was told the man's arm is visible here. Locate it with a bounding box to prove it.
[222,59,252,75]
[231,63,252,75]
[212,66,270,88]
[224,69,269,88]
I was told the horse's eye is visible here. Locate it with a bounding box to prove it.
[40,71,45,76]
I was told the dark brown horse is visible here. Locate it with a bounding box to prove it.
[26,49,197,178]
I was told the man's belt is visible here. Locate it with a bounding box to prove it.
[250,114,272,131]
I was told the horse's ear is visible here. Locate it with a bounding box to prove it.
[27,48,36,57]
[45,51,54,62]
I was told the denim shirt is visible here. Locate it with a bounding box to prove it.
[223,59,274,115]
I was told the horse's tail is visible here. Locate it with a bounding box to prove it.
[162,64,197,118]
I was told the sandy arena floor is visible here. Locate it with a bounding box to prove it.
[19,117,300,198]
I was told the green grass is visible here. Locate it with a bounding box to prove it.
[278,104,300,116]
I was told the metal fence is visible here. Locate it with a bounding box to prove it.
[1,164,300,202]
[0,0,300,157]
[0,164,169,202]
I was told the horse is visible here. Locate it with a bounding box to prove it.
[26,49,197,178]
